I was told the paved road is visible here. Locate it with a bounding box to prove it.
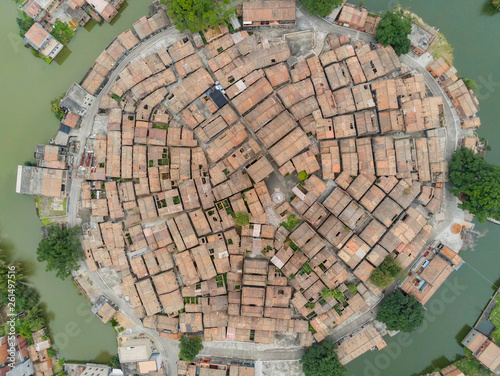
[67,26,183,376]
[66,9,465,371]
[199,345,305,361]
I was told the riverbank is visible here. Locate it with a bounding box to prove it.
[2,1,499,375]
[28,3,477,375]
[12,0,126,64]
[395,6,454,65]
[0,0,155,362]
[418,288,500,376]
[0,246,67,376]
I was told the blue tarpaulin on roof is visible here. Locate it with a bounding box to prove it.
[59,124,71,134]
[209,89,228,108]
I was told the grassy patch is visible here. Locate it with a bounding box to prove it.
[41,218,52,226]
[454,348,494,376]
[153,123,168,130]
[308,323,316,334]
[489,295,500,344]
[289,241,301,252]
[347,283,357,295]
[234,211,250,227]
[397,6,454,64]
[280,214,301,231]
[302,263,312,274]
[428,31,454,65]
[38,196,67,219]
[111,93,122,103]
[51,21,75,45]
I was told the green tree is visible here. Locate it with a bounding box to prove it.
[370,257,402,288]
[321,288,346,302]
[377,291,424,332]
[165,0,234,33]
[108,354,121,369]
[280,214,301,231]
[449,148,500,222]
[300,340,346,376]
[16,11,35,37]
[298,171,309,181]
[234,211,250,227]
[36,226,84,280]
[25,305,46,332]
[0,248,40,313]
[50,96,66,121]
[492,0,500,11]
[299,0,343,17]
[18,319,33,338]
[178,335,203,361]
[375,10,412,56]
[459,76,478,91]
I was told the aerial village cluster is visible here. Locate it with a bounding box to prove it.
[14,0,485,371]
[0,328,56,376]
[334,3,480,131]
[21,0,124,61]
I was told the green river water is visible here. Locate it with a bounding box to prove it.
[0,0,499,372]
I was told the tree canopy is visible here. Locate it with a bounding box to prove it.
[165,0,234,33]
[0,246,46,338]
[234,211,250,227]
[37,225,84,280]
[375,10,412,56]
[449,148,500,223]
[370,257,402,288]
[377,291,424,332]
[280,214,301,231]
[459,76,478,91]
[0,248,39,313]
[492,0,500,11]
[299,0,343,18]
[298,171,309,181]
[50,96,65,121]
[108,355,121,369]
[16,11,35,38]
[300,340,346,376]
[321,288,346,302]
[178,335,203,361]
